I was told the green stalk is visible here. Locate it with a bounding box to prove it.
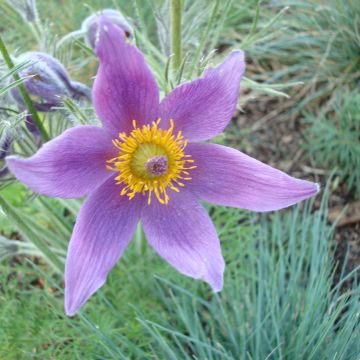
[189,0,221,76]
[135,223,146,255]
[0,194,64,272]
[0,36,50,141]
[170,0,182,72]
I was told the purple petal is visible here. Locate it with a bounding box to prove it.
[93,16,159,136]
[6,126,116,198]
[142,190,225,291]
[159,51,245,142]
[187,143,319,212]
[65,176,143,316]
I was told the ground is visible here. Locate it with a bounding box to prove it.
[234,94,360,285]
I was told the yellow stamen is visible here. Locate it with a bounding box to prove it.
[107,119,196,205]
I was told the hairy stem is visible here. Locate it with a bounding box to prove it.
[170,0,182,72]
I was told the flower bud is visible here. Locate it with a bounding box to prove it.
[7,0,39,22]
[81,9,133,50]
[9,52,91,112]
[0,137,11,161]
[0,137,11,178]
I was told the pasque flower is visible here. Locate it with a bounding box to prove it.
[8,52,91,139]
[6,18,319,316]
[82,9,133,50]
[9,52,91,113]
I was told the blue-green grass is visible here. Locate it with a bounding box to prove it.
[305,90,360,197]
[137,196,360,359]
[0,193,359,359]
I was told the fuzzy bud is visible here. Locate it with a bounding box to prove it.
[6,0,39,22]
[9,52,91,112]
[81,9,133,50]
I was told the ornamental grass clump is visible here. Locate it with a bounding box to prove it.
[6,17,319,316]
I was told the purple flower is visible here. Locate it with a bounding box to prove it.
[8,52,91,140]
[81,9,133,50]
[9,52,91,113]
[6,18,319,316]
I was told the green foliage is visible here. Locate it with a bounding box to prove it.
[305,90,360,197]
[0,195,359,359]
[0,183,27,236]
[137,197,360,359]
[226,0,360,110]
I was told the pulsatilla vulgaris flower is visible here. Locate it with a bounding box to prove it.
[9,52,91,113]
[81,9,133,50]
[9,52,91,138]
[6,18,319,316]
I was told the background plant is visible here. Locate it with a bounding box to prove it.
[305,90,360,197]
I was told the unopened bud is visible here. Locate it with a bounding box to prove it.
[9,52,91,112]
[82,9,133,50]
[6,0,39,22]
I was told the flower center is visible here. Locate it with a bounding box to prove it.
[107,119,196,205]
[145,156,168,176]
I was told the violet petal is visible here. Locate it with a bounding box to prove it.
[142,190,225,291]
[93,16,159,136]
[187,143,319,211]
[159,51,245,141]
[6,126,116,198]
[65,176,143,315]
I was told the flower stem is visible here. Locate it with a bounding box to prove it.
[0,36,50,142]
[135,223,146,255]
[170,0,182,72]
